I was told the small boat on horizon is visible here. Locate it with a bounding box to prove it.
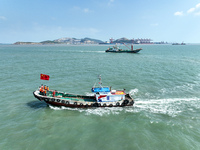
[172,42,186,45]
[33,75,134,108]
[105,43,142,53]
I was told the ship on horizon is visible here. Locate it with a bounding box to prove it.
[172,42,186,45]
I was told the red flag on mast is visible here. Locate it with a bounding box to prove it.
[40,74,50,80]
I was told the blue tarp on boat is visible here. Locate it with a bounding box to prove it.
[91,87,110,93]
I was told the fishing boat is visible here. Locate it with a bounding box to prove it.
[105,43,142,53]
[33,76,134,108]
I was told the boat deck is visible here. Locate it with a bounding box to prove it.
[41,90,96,102]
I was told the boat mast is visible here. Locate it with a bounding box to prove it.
[98,75,103,88]
[123,43,131,50]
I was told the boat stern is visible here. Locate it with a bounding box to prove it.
[124,93,134,106]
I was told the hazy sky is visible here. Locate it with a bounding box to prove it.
[1,0,200,43]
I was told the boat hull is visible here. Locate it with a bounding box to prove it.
[33,90,134,108]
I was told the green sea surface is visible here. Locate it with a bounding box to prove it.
[0,44,200,150]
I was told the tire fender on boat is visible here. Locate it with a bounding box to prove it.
[80,103,83,106]
[130,101,134,105]
[116,102,120,106]
[66,101,69,105]
[109,104,113,107]
[57,99,60,103]
[103,103,106,107]
[74,102,77,105]
[124,100,129,105]
[93,103,98,107]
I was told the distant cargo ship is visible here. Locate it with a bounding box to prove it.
[172,42,186,45]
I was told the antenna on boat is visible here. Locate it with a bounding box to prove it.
[98,75,103,87]
[98,75,102,83]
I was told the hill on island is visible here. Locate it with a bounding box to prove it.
[14,37,104,45]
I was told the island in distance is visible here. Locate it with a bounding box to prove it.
[14,37,103,45]
[14,37,167,45]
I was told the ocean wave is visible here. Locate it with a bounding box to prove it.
[135,97,200,117]
[80,51,104,53]
[49,97,200,117]
[129,88,139,95]
[49,105,125,116]
[159,83,197,95]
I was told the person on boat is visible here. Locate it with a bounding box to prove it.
[39,84,44,93]
[41,88,44,95]
[53,90,56,97]
[44,90,47,96]
[46,86,49,95]
[44,85,48,95]
[39,87,42,94]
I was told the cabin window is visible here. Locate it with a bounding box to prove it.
[107,96,109,100]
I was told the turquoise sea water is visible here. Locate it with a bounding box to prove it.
[0,44,200,150]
